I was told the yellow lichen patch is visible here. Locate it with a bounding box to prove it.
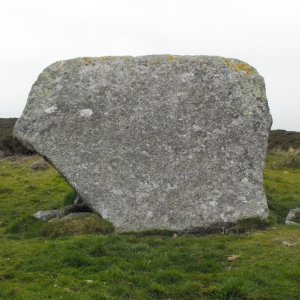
[96,56,115,62]
[83,57,94,65]
[167,55,175,62]
[224,59,255,76]
[234,63,255,75]
[96,56,132,63]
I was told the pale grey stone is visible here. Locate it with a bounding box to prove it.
[285,207,300,225]
[33,210,60,221]
[14,55,272,232]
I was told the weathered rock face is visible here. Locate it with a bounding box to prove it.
[14,55,272,232]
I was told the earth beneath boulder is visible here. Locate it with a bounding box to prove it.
[14,55,272,232]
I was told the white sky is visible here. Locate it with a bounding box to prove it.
[0,0,299,130]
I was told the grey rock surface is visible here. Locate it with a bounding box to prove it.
[14,55,272,232]
[285,207,300,225]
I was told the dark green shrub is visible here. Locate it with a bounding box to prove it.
[268,130,300,151]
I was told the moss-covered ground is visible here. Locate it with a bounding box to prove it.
[0,153,300,299]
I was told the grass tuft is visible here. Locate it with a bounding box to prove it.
[233,217,270,232]
[5,216,44,237]
[218,278,249,299]
[41,215,115,237]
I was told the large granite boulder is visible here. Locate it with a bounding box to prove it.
[14,55,272,232]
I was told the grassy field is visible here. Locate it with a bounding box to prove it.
[0,153,300,299]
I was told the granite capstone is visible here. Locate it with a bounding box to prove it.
[14,55,272,231]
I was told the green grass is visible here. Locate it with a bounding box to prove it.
[0,154,299,299]
[0,156,74,237]
[264,151,300,224]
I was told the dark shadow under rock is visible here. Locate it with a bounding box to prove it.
[59,203,93,217]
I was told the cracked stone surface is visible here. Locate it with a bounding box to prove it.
[14,55,272,231]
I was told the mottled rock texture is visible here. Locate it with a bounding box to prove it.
[14,55,272,231]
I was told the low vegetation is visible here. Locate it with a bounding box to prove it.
[42,214,115,237]
[0,153,300,299]
[268,129,300,151]
[265,150,300,224]
[0,118,34,156]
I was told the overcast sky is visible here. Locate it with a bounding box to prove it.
[0,0,299,130]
